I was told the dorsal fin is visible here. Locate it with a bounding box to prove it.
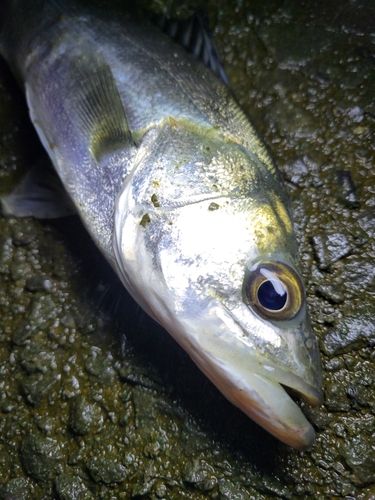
[68,51,134,163]
[152,10,229,86]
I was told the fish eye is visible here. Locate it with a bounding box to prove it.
[244,261,304,321]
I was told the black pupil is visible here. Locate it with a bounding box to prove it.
[257,279,287,311]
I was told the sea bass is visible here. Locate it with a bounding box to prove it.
[0,0,322,449]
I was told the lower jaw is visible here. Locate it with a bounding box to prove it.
[191,354,317,450]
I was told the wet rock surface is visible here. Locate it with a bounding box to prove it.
[0,0,375,498]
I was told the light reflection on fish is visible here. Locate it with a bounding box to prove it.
[0,0,322,449]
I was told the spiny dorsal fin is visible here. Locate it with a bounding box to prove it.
[152,10,229,87]
[69,51,134,163]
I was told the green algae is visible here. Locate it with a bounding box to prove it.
[0,0,375,498]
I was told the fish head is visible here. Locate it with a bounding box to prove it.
[114,123,323,450]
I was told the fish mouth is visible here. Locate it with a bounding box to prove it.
[232,375,319,451]
[187,309,323,451]
[192,350,322,451]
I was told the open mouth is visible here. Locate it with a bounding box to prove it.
[282,382,321,408]
[191,312,323,450]
[196,355,322,450]
[247,355,323,407]
[226,369,319,450]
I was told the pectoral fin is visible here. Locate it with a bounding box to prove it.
[67,51,134,163]
[1,160,76,219]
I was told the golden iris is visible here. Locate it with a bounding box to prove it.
[244,261,304,321]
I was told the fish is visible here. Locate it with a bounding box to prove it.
[0,0,322,450]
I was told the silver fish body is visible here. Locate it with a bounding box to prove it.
[0,0,322,449]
